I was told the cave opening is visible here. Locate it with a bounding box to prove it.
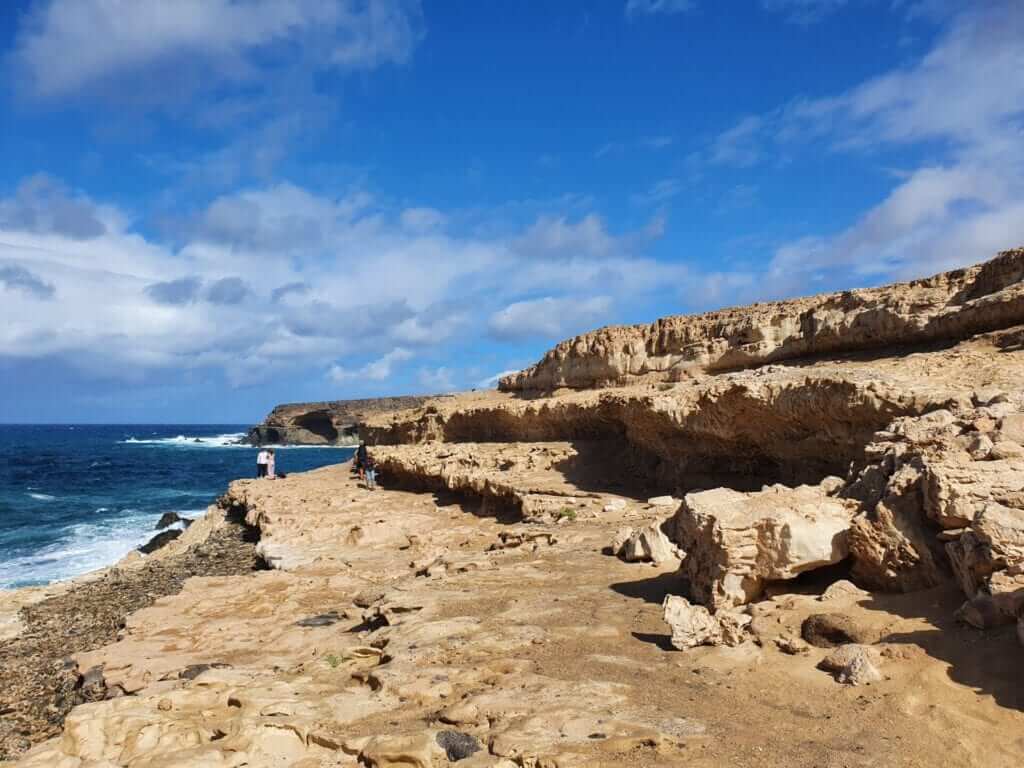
[293,410,339,442]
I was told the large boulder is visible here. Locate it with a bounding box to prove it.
[670,480,857,611]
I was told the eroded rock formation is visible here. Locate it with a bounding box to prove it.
[500,247,1024,391]
[250,396,441,445]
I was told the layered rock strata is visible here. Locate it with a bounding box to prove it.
[501,247,1024,391]
[250,396,439,445]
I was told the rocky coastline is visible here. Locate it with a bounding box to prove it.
[248,396,442,446]
[5,248,1024,767]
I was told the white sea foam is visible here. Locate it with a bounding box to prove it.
[27,492,57,501]
[0,508,205,589]
[121,433,248,448]
[120,433,344,450]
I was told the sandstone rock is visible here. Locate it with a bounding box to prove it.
[663,595,722,649]
[846,459,947,592]
[999,414,1024,445]
[991,441,1024,460]
[647,496,677,507]
[358,733,442,768]
[671,481,857,610]
[946,502,1024,599]
[612,522,682,565]
[662,595,750,649]
[603,498,627,513]
[801,613,881,648]
[501,248,1024,391]
[966,434,994,460]
[818,580,870,602]
[819,644,882,685]
[774,635,811,655]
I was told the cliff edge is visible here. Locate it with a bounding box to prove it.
[500,247,1024,391]
[249,395,443,445]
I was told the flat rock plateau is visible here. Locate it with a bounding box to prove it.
[7,248,1024,767]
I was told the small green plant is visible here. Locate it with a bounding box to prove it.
[556,507,577,521]
[324,653,341,669]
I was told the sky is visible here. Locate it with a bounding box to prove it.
[0,0,1022,423]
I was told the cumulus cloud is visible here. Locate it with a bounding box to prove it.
[0,174,107,239]
[0,264,55,299]
[0,175,676,387]
[146,277,203,305]
[488,296,613,341]
[10,0,424,100]
[328,347,413,382]
[702,1,1024,291]
[205,277,250,305]
[418,365,457,392]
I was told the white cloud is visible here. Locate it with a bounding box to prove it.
[418,366,457,392]
[632,178,683,207]
[0,175,677,385]
[328,347,413,382]
[11,0,424,99]
[625,0,697,18]
[488,296,613,341]
[709,115,764,167]
[704,2,1024,291]
[761,0,849,24]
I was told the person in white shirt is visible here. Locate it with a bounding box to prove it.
[256,449,269,478]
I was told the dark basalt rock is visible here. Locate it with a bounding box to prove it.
[155,512,192,531]
[296,611,341,627]
[138,529,183,554]
[436,730,482,761]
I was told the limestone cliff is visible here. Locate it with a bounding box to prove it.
[500,247,1024,392]
[249,395,442,445]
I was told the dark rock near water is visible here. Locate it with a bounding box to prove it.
[155,512,192,530]
[139,529,182,554]
[0,513,264,761]
[436,730,482,761]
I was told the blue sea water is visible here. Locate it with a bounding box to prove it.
[0,425,353,589]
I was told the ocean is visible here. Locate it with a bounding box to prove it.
[0,425,354,589]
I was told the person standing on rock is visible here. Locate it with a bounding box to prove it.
[256,448,269,478]
[355,442,368,481]
[266,448,277,479]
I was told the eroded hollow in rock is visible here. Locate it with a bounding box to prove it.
[292,410,339,442]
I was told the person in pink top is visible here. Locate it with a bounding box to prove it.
[266,448,276,479]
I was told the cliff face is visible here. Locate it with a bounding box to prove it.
[500,248,1024,392]
[249,395,441,445]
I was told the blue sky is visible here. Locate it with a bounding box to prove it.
[1,0,1022,423]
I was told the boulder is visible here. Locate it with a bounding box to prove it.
[662,595,750,650]
[846,460,946,592]
[801,613,881,648]
[612,522,682,565]
[138,529,182,554]
[671,481,857,610]
[819,645,882,685]
[155,512,191,530]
